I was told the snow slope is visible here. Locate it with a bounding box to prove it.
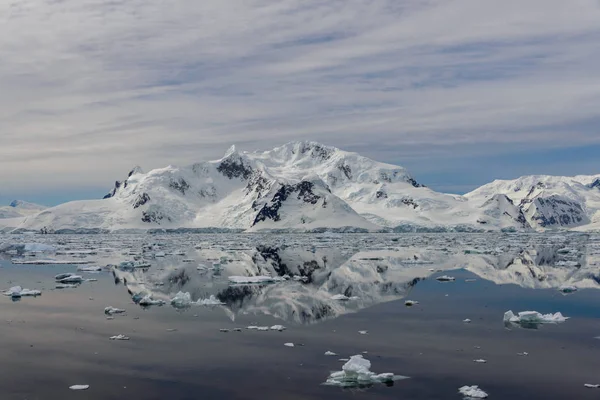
[0,200,46,219]
[4,142,600,232]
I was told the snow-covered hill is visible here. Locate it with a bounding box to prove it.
[0,200,46,219]
[3,142,600,232]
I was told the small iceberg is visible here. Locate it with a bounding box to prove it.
[69,385,90,390]
[404,300,418,306]
[138,295,166,306]
[3,286,41,298]
[325,351,337,356]
[458,385,488,398]
[270,325,286,331]
[504,310,569,327]
[323,355,408,388]
[104,306,126,316]
[584,384,599,388]
[436,275,455,282]
[558,285,577,294]
[170,292,224,308]
[77,266,103,272]
[58,275,84,284]
[109,334,130,340]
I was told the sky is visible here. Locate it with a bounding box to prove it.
[1,0,600,206]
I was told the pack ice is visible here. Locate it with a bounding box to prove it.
[3,286,41,298]
[323,355,408,388]
[458,385,488,398]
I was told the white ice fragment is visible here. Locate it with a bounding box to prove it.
[463,319,472,323]
[584,384,599,388]
[358,330,368,335]
[3,286,41,298]
[109,334,130,340]
[323,355,407,388]
[170,292,193,308]
[325,351,337,356]
[104,306,126,315]
[436,275,455,282]
[256,326,269,331]
[55,273,74,280]
[69,385,89,390]
[59,275,84,283]
[458,385,488,398]
[405,300,419,306]
[139,295,166,306]
[270,325,286,331]
[473,359,487,363]
[284,343,295,347]
[77,266,103,272]
[56,284,78,289]
[504,310,569,325]
[517,352,529,356]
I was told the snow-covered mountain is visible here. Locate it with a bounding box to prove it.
[3,142,600,232]
[466,175,600,230]
[0,200,46,219]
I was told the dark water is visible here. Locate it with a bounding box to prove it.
[1,262,600,400]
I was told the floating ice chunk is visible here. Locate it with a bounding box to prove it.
[463,319,472,323]
[257,326,269,331]
[196,295,224,306]
[77,266,103,272]
[69,385,89,390]
[270,325,286,331]
[59,275,84,284]
[458,385,488,398]
[109,334,130,340]
[558,285,577,294]
[436,275,455,282]
[104,306,126,315]
[55,273,74,280]
[517,352,529,356]
[323,355,408,388]
[171,291,193,308]
[228,275,285,285]
[4,286,41,298]
[284,343,295,347]
[504,310,569,325]
[584,384,599,388]
[56,284,78,289]
[358,330,368,335]
[138,295,166,306]
[473,359,487,363]
[405,300,418,306]
[325,351,337,356]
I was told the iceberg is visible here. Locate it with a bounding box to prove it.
[138,295,166,306]
[504,310,569,325]
[3,286,41,298]
[458,385,488,398]
[323,355,408,388]
[109,334,130,340]
[584,384,599,388]
[170,292,224,308]
[69,385,89,390]
[404,300,419,306]
[558,285,577,294]
[436,275,455,282]
[58,275,84,283]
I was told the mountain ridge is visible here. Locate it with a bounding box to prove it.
[2,141,599,233]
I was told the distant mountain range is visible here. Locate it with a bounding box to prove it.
[2,141,599,233]
[0,200,46,220]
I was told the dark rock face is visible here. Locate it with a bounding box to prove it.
[169,178,190,195]
[103,181,122,199]
[588,179,600,189]
[338,163,352,179]
[141,209,171,224]
[298,142,333,160]
[132,193,150,209]
[407,177,425,188]
[375,190,388,199]
[401,197,419,209]
[530,196,587,227]
[253,182,322,225]
[217,156,253,180]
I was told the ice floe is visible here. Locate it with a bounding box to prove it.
[584,384,599,388]
[504,310,569,325]
[323,355,408,388]
[404,300,419,306]
[104,306,126,315]
[170,292,224,308]
[3,286,41,298]
[325,351,337,356]
[138,295,166,306]
[458,385,488,398]
[109,334,130,340]
[284,342,295,347]
[69,385,90,390]
[436,275,456,282]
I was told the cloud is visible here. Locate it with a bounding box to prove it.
[1,0,600,195]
